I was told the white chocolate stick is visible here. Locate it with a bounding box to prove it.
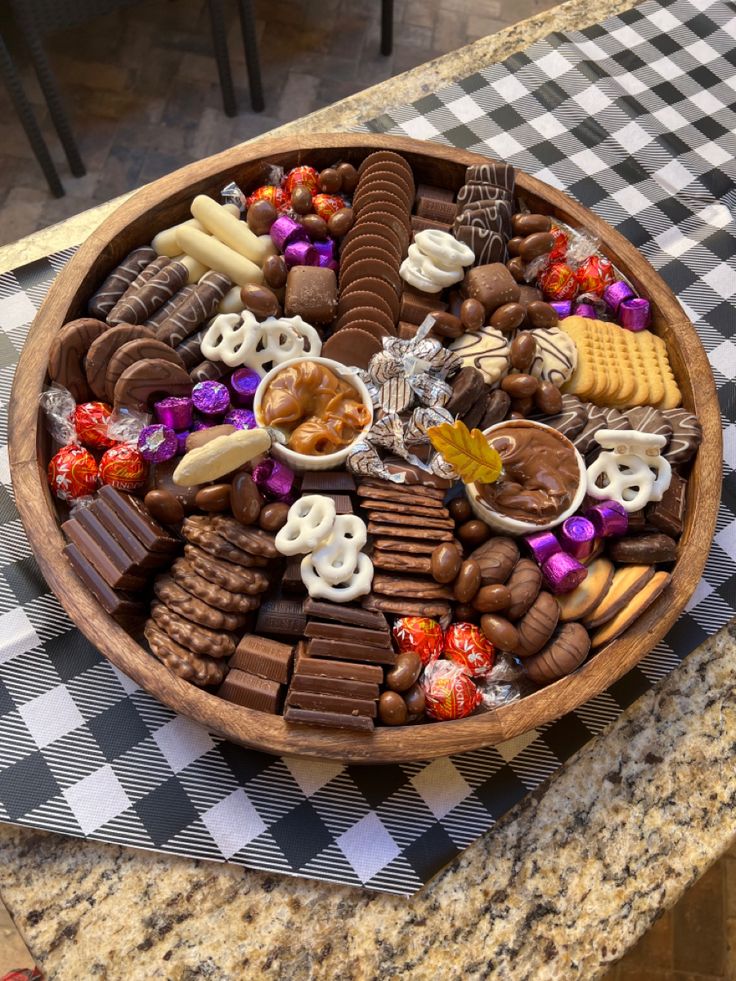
[151,204,240,257]
[217,285,246,314]
[177,225,263,287]
[191,194,274,266]
[177,254,209,284]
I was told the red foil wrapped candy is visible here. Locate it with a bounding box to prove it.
[285,165,320,197]
[73,401,115,449]
[48,445,98,501]
[311,194,344,221]
[549,226,569,261]
[538,261,578,301]
[392,616,444,667]
[443,622,496,678]
[422,660,483,720]
[574,255,614,296]
[246,185,290,214]
[98,443,147,492]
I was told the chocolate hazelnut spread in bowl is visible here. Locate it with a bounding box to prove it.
[466,420,586,534]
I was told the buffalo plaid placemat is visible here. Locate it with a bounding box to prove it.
[0,0,734,896]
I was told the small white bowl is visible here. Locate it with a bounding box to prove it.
[465,419,586,534]
[253,355,374,471]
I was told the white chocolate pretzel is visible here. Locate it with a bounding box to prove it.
[202,312,321,375]
[275,496,338,555]
[400,229,474,293]
[586,429,672,512]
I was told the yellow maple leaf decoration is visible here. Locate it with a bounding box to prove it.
[427,420,503,485]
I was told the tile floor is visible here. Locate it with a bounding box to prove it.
[0,0,558,247]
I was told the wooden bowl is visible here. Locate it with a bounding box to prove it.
[8,134,722,763]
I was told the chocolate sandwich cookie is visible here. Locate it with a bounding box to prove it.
[364,510,455,531]
[85,323,155,401]
[105,338,186,404]
[113,357,192,412]
[625,405,673,441]
[150,601,236,658]
[154,575,247,631]
[358,498,452,518]
[557,557,615,622]
[170,557,260,613]
[536,393,587,440]
[144,620,226,686]
[88,246,157,319]
[356,479,446,503]
[155,271,232,346]
[49,317,111,402]
[662,409,702,466]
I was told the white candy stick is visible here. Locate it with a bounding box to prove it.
[151,205,239,256]
[191,194,273,266]
[177,225,263,287]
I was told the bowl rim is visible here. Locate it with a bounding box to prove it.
[252,354,374,468]
[465,419,587,535]
[7,133,722,763]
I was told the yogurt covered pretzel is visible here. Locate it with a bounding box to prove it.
[201,312,321,374]
[586,429,672,512]
[400,229,474,293]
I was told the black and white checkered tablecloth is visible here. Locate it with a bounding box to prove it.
[0,0,733,897]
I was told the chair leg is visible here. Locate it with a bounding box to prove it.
[0,34,64,197]
[236,0,265,113]
[9,0,85,177]
[207,0,238,117]
[381,0,393,56]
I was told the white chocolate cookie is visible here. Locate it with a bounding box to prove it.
[449,324,510,385]
[528,326,578,387]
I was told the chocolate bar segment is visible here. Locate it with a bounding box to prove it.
[285,689,377,718]
[62,517,147,591]
[300,472,357,493]
[91,498,171,570]
[64,543,146,622]
[229,635,294,684]
[646,472,687,537]
[304,620,391,648]
[283,707,373,731]
[98,485,179,553]
[217,669,282,712]
[255,593,307,638]
[303,597,389,631]
[306,637,396,665]
[289,673,379,700]
[295,656,383,684]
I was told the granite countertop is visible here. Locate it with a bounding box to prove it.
[3,0,735,977]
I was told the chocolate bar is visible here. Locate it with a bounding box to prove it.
[92,498,171,570]
[306,637,397,665]
[300,471,356,493]
[64,543,146,622]
[62,517,147,591]
[322,493,353,515]
[304,620,391,648]
[98,485,179,553]
[294,656,383,684]
[289,673,379,700]
[303,597,389,631]
[283,707,373,732]
[415,198,459,223]
[217,669,282,712]
[282,556,306,594]
[230,635,294,684]
[414,183,455,205]
[285,689,377,718]
[410,216,452,237]
[399,288,447,326]
[255,593,307,638]
[646,472,687,537]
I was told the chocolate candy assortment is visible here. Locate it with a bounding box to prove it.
[40,150,703,733]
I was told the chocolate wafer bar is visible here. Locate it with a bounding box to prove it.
[218,669,282,712]
[371,550,432,574]
[230,634,294,684]
[364,510,455,530]
[368,523,454,542]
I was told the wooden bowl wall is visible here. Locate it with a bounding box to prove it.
[8,135,722,763]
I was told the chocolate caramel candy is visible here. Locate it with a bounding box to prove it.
[481,614,519,651]
[431,542,462,584]
[231,472,263,526]
[453,559,482,603]
[247,200,277,235]
[512,213,552,236]
[520,232,555,262]
[240,284,280,319]
[462,263,520,314]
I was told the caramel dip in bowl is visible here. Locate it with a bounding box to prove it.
[466,419,586,534]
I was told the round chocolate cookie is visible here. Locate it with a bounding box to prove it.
[354,203,411,245]
[334,305,396,337]
[358,150,414,181]
[106,338,186,404]
[144,620,227,687]
[341,277,401,322]
[113,358,192,411]
[353,179,413,215]
[48,317,111,402]
[336,288,396,325]
[340,233,401,266]
[336,318,391,342]
[342,221,404,260]
[85,323,155,401]
[339,257,401,296]
[322,327,383,370]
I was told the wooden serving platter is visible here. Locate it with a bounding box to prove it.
[8,134,722,763]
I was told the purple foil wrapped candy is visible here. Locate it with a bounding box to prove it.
[137,424,178,463]
[312,239,336,267]
[154,396,193,431]
[284,240,318,268]
[270,215,308,252]
[619,297,651,332]
[252,458,297,502]
[542,551,588,594]
[586,500,628,538]
[549,300,573,319]
[176,430,190,455]
[224,408,256,430]
[603,280,634,316]
[573,302,597,319]
[524,531,561,565]
[559,515,596,560]
[192,419,212,432]
[229,367,260,408]
[191,380,231,417]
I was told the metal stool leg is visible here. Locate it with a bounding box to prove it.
[207,0,237,117]
[0,34,64,197]
[236,0,265,113]
[9,0,85,177]
[381,0,393,55]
